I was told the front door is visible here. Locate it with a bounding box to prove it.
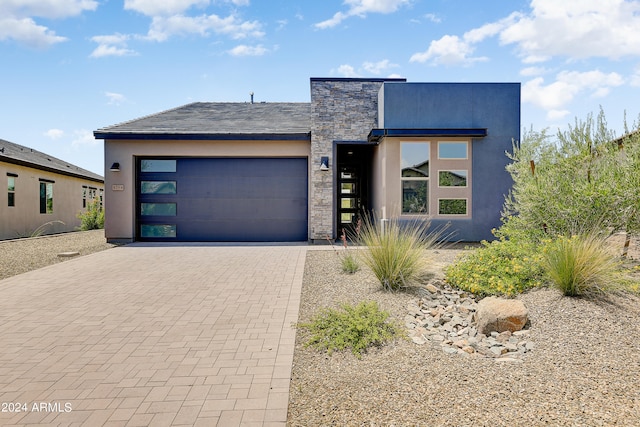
[337,144,372,239]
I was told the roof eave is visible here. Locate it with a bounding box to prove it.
[94,132,312,141]
[368,128,488,143]
[1,156,104,183]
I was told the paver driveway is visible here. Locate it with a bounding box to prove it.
[0,243,307,426]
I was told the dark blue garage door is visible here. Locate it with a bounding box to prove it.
[137,157,308,241]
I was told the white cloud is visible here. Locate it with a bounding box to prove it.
[124,0,209,16]
[44,129,64,140]
[315,0,411,29]
[423,13,441,23]
[0,17,67,48]
[0,0,97,48]
[547,109,571,121]
[410,34,487,66]
[90,34,137,58]
[411,1,640,68]
[500,0,640,62]
[362,59,398,74]
[276,19,287,30]
[332,60,400,77]
[146,14,264,42]
[105,92,126,105]
[520,66,548,76]
[0,0,98,19]
[333,64,361,77]
[71,130,98,147]
[630,66,640,87]
[410,13,517,66]
[228,44,268,56]
[522,70,624,111]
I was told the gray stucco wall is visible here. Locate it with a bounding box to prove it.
[379,82,521,241]
[309,78,404,240]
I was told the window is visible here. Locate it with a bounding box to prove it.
[438,170,468,187]
[438,199,468,215]
[438,141,467,159]
[401,142,429,214]
[141,160,176,173]
[400,140,471,218]
[141,181,177,194]
[39,181,54,214]
[8,174,16,207]
[82,185,87,208]
[141,203,177,216]
[140,224,176,238]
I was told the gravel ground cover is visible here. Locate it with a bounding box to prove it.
[288,244,640,427]
[0,230,115,280]
[2,231,639,425]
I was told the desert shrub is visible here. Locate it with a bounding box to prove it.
[327,228,360,274]
[504,110,640,240]
[358,215,440,291]
[445,232,545,296]
[77,198,104,230]
[340,252,360,274]
[297,301,401,358]
[541,233,623,296]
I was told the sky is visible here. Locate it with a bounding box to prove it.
[2,0,640,175]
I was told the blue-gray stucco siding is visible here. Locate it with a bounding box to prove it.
[379,82,521,241]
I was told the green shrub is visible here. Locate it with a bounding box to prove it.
[77,198,104,230]
[327,229,360,274]
[541,233,622,296]
[298,301,400,358]
[340,252,360,274]
[445,233,545,296]
[358,215,440,291]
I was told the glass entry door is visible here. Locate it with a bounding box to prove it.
[338,165,361,236]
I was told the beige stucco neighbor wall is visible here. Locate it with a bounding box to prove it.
[0,162,104,240]
[103,138,310,243]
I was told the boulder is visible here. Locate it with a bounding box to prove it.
[475,297,528,335]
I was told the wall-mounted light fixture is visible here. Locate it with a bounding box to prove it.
[320,156,329,171]
[109,162,120,172]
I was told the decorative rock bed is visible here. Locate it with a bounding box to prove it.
[405,281,535,360]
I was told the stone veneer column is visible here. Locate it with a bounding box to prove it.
[309,79,389,241]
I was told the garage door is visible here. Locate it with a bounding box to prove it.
[137,158,308,241]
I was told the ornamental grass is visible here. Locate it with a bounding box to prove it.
[541,232,623,297]
[358,215,441,292]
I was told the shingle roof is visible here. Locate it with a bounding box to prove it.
[94,102,311,140]
[0,138,104,182]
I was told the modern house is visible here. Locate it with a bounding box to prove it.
[94,78,520,243]
[0,138,105,240]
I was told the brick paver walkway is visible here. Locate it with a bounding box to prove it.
[0,244,307,426]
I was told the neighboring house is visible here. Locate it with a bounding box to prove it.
[94,78,520,243]
[0,138,104,240]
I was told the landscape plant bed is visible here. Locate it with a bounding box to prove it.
[288,249,640,426]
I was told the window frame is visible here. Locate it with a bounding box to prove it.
[39,180,54,214]
[437,141,468,160]
[400,142,430,215]
[437,198,469,216]
[398,139,471,219]
[7,174,17,207]
[437,169,468,188]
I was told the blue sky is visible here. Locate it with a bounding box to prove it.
[2,0,640,175]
